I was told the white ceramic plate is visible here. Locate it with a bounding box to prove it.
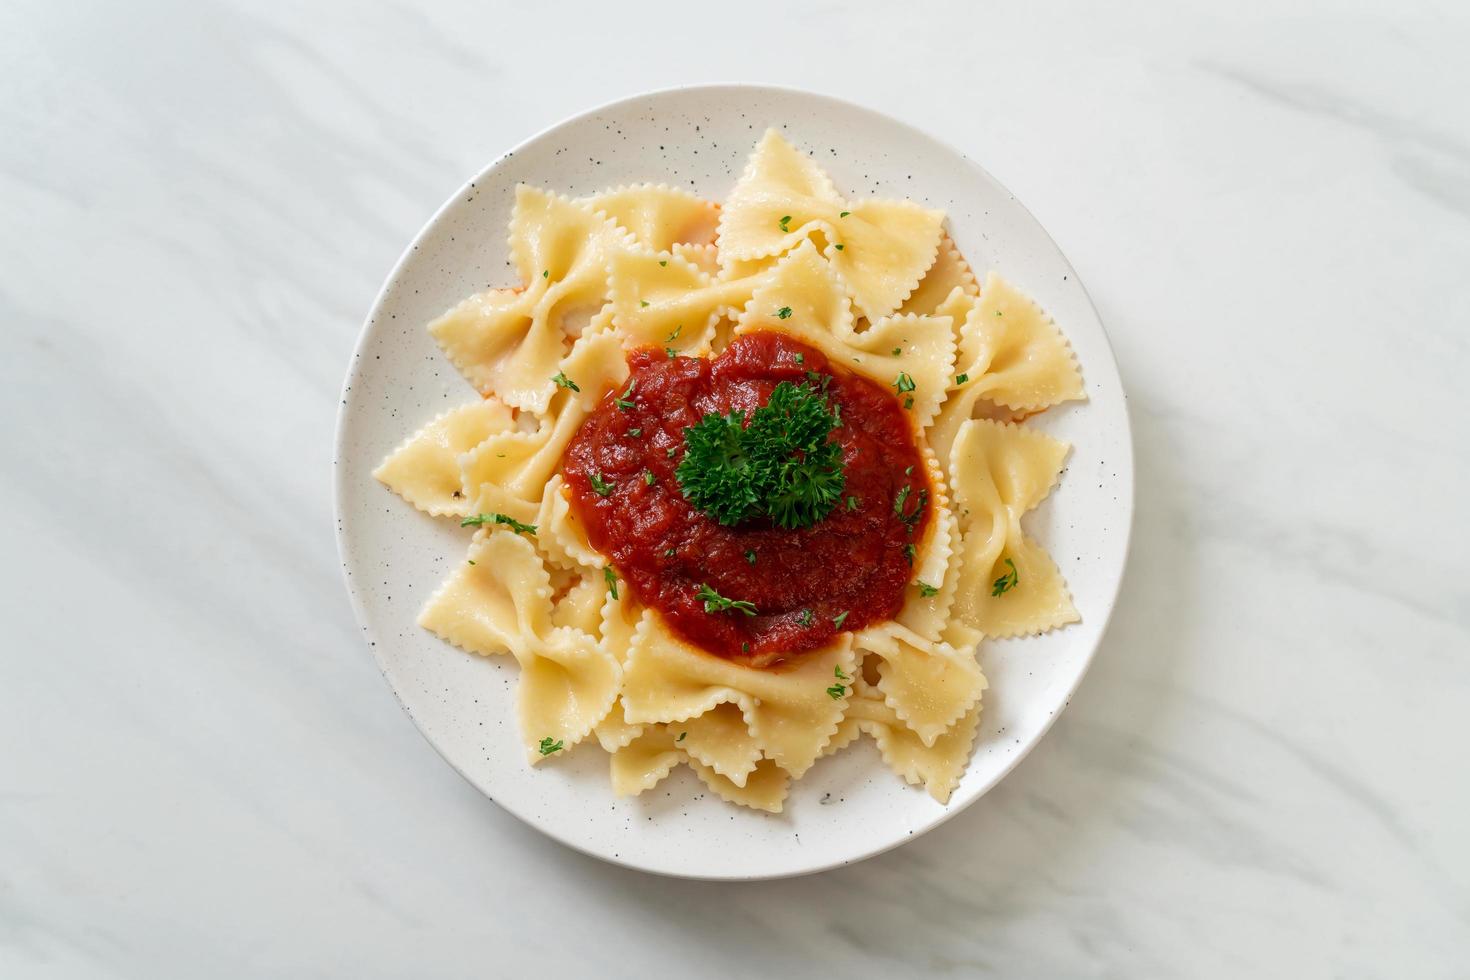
[334,85,1133,879]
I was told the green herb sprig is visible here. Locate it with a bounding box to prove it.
[460,513,537,535]
[991,558,1019,597]
[695,583,757,616]
[675,380,846,529]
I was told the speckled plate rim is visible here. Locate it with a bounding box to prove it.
[333,83,1134,880]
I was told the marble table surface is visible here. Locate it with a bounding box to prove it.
[4,1,1466,976]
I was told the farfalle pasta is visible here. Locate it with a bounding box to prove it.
[375,131,1086,809]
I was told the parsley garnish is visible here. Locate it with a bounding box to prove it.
[826,683,846,700]
[467,559,476,565]
[797,608,814,627]
[742,641,751,653]
[833,610,849,628]
[903,395,914,409]
[664,547,675,557]
[894,485,928,530]
[665,347,678,358]
[833,243,845,251]
[745,550,757,565]
[538,737,562,755]
[659,260,668,267]
[460,512,537,535]
[666,446,676,458]
[551,371,580,391]
[903,542,916,565]
[794,353,805,364]
[640,300,650,307]
[615,379,637,410]
[675,380,846,529]
[892,347,901,356]
[892,372,916,395]
[916,581,940,598]
[846,495,860,511]
[696,583,756,616]
[667,325,682,343]
[676,731,687,742]
[839,211,850,218]
[834,665,848,680]
[778,214,792,232]
[991,558,1019,597]
[628,428,642,437]
[955,373,969,385]
[642,469,656,485]
[603,566,619,599]
[542,269,549,279]
[589,471,614,496]
[777,306,793,320]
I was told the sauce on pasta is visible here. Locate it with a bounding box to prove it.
[562,332,931,666]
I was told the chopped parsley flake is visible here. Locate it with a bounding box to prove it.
[666,446,677,458]
[991,557,1019,597]
[904,395,914,410]
[903,542,917,565]
[664,547,676,557]
[955,373,969,385]
[640,300,649,307]
[628,428,642,437]
[916,581,940,598]
[846,495,860,511]
[834,665,848,680]
[794,353,805,364]
[467,559,476,565]
[589,471,614,496]
[615,379,637,410]
[778,214,792,232]
[839,211,851,218]
[603,566,619,599]
[538,736,562,755]
[643,469,656,485]
[797,608,814,627]
[892,372,916,395]
[666,325,682,343]
[833,243,844,251]
[892,347,901,356]
[696,583,757,616]
[744,549,757,565]
[659,260,668,267]
[542,269,549,279]
[665,347,678,358]
[551,371,580,391]
[460,512,537,535]
[777,306,793,320]
[676,731,687,742]
[826,683,846,700]
[833,610,849,629]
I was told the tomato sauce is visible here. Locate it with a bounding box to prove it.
[561,331,930,667]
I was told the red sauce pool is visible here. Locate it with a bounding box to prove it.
[561,331,931,667]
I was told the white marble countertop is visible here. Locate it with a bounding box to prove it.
[4,2,1467,976]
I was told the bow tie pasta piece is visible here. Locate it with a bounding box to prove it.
[547,568,607,636]
[950,274,1084,411]
[418,529,555,659]
[609,724,685,796]
[846,692,982,804]
[620,611,857,779]
[579,184,720,252]
[896,450,962,643]
[718,129,945,320]
[517,625,621,766]
[689,758,791,814]
[536,475,603,571]
[590,589,648,752]
[948,418,1079,638]
[853,621,987,747]
[373,398,515,517]
[418,531,618,763]
[900,233,978,317]
[674,701,762,788]
[608,248,780,353]
[735,242,956,427]
[460,329,628,501]
[431,186,633,412]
